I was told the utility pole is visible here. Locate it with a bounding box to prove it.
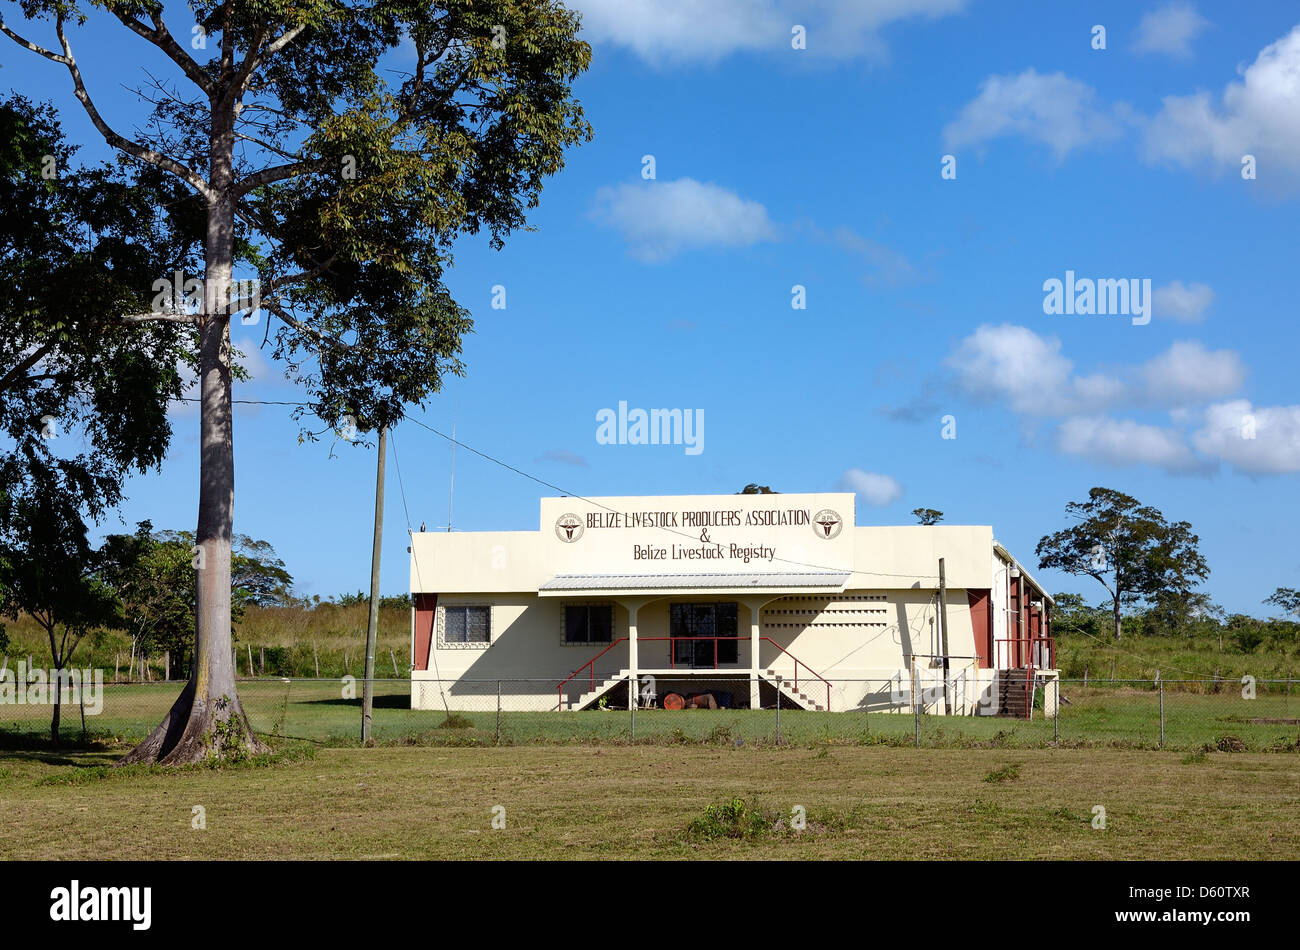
[362,424,387,743]
[938,557,950,714]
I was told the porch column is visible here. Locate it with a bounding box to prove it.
[627,601,639,711]
[740,597,765,711]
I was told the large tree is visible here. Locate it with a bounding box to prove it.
[1,92,197,521]
[0,464,121,744]
[2,0,591,763]
[1,93,198,704]
[1036,487,1209,641]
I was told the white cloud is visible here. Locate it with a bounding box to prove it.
[1193,399,1300,473]
[233,337,275,382]
[591,178,776,262]
[947,325,1243,416]
[1056,417,1204,472]
[947,329,1288,475]
[942,69,1122,159]
[945,324,1120,415]
[1153,280,1214,322]
[1133,2,1210,58]
[570,0,967,64]
[1140,340,1245,405]
[836,468,903,506]
[1142,24,1300,188]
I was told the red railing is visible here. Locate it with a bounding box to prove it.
[993,636,1054,718]
[761,637,831,711]
[556,637,628,710]
[555,635,833,710]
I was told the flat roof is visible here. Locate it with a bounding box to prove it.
[538,572,851,597]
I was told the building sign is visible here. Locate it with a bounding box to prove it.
[540,493,855,575]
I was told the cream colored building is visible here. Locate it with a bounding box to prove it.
[410,493,1056,716]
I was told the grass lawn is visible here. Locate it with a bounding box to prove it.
[4,678,1298,751]
[1,744,1297,860]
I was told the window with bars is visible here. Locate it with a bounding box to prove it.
[564,604,614,644]
[670,602,739,666]
[443,605,490,644]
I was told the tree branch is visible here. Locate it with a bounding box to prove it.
[263,299,352,352]
[47,15,215,201]
[231,22,310,100]
[233,156,332,196]
[0,16,68,63]
[111,10,215,96]
[119,312,200,325]
[0,342,55,393]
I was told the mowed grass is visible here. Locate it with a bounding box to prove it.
[0,744,1297,860]
[4,679,1299,751]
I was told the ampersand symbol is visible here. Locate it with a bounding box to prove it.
[700,528,710,543]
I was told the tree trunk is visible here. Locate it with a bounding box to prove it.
[120,110,266,765]
[51,673,61,747]
[1112,598,1123,642]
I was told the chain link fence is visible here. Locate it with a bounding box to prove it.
[1,673,1297,751]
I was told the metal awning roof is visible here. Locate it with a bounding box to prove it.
[539,572,850,595]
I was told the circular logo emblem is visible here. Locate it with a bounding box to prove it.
[555,513,584,543]
[811,509,843,540]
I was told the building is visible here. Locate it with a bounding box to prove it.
[409,492,1057,716]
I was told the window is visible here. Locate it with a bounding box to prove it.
[670,602,739,666]
[443,605,490,644]
[564,604,613,644]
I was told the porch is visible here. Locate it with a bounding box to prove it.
[539,571,850,712]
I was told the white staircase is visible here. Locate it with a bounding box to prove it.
[563,670,630,710]
[762,670,826,711]
[561,669,829,711]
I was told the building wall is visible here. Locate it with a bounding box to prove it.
[411,586,991,712]
[408,495,1038,714]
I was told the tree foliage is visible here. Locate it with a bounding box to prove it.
[99,524,295,675]
[0,464,121,743]
[1036,487,1209,641]
[912,508,943,525]
[1264,587,1300,620]
[1,0,592,763]
[0,91,198,516]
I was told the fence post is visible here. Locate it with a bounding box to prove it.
[914,688,920,748]
[630,678,636,742]
[1054,688,1059,744]
[775,688,781,745]
[495,681,501,746]
[1159,680,1165,749]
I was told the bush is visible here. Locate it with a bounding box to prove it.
[686,797,775,841]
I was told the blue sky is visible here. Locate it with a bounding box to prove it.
[3,1,1298,614]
